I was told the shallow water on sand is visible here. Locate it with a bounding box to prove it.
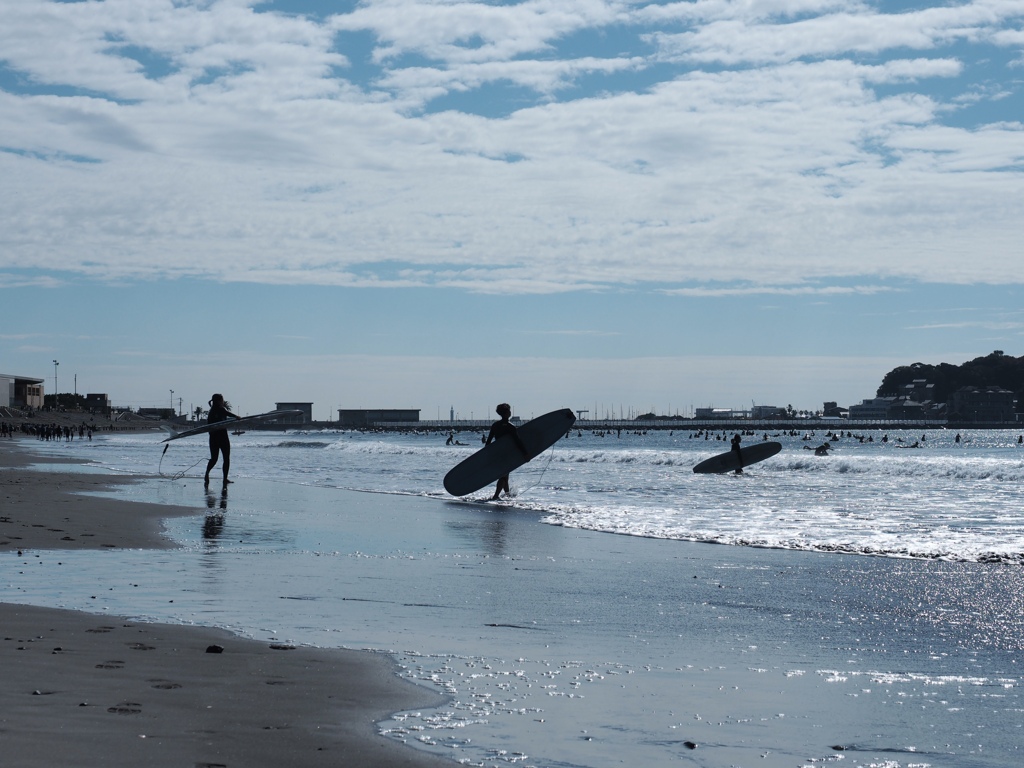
[5,434,1024,768]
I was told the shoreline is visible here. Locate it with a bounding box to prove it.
[0,439,454,767]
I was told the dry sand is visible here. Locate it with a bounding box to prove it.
[0,440,453,767]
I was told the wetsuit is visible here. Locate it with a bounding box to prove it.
[730,435,743,473]
[486,419,529,499]
[206,404,235,482]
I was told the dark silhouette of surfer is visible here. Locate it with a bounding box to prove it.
[204,393,239,487]
[485,403,530,500]
[730,433,743,474]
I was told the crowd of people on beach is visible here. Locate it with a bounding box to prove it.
[2,421,93,441]
[1,418,148,441]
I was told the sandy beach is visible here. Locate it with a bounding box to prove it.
[5,429,1024,767]
[0,440,453,767]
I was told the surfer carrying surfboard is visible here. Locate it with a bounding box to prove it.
[730,433,744,474]
[485,403,530,500]
[204,393,240,487]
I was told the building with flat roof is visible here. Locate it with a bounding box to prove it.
[275,402,313,424]
[0,373,45,409]
[950,386,1017,422]
[848,397,897,420]
[86,394,111,415]
[694,407,736,419]
[337,409,420,427]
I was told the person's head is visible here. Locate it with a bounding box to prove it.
[496,403,511,418]
[210,393,224,407]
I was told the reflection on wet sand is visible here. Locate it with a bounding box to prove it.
[203,487,227,542]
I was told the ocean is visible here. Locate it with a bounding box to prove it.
[7,424,1024,767]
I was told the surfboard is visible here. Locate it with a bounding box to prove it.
[443,408,576,496]
[161,410,304,443]
[692,441,782,474]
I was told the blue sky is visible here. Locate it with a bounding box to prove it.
[2,0,1023,420]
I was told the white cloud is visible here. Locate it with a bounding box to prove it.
[907,320,1024,330]
[330,0,626,64]
[0,0,1021,294]
[662,283,904,297]
[376,55,645,104]
[647,0,1024,65]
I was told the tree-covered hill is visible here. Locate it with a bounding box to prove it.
[877,350,1024,410]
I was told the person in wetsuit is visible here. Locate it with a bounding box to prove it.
[730,433,744,474]
[204,393,239,487]
[485,403,530,500]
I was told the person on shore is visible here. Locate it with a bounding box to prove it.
[485,403,530,500]
[730,433,744,474]
[204,394,239,487]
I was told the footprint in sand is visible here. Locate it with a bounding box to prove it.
[106,702,142,715]
[95,660,125,669]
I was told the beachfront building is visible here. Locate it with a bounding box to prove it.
[138,407,174,419]
[847,397,897,420]
[337,408,421,427]
[0,373,45,410]
[86,393,111,416]
[900,379,936,402]
[949,386,1017,422]
[694,407,736,420]
[275,402,313,425]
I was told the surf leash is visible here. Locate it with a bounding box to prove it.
[511,442,558,497]
[159,443,206,481]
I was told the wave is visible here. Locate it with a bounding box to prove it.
[538,508,1024,565]
[542,448,1024,482]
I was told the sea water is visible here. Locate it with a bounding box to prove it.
[65,425,1024,563]
[8,425,1024,768]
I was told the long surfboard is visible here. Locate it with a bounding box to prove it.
[692,441,782,474]
[161,410,303,443]
[443,408,576,496]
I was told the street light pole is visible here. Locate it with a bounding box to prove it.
[170,390,174,417]
[52,360,59,407]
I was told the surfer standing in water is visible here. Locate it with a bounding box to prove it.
[485,403,530,500]
[730,433,744,474]
[205,393,239,487]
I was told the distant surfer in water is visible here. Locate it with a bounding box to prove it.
[730,433,744,474]
[205,393,239,487]
[485,403,530,500]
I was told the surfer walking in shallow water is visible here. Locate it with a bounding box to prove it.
[730,433,744,474]
[205,393,239,487]
[486,403,530,500]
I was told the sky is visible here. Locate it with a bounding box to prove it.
[1,0,1023,421]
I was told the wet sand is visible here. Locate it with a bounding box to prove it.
[0,440,453,767]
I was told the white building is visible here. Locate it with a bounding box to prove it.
[0,373,45,409]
